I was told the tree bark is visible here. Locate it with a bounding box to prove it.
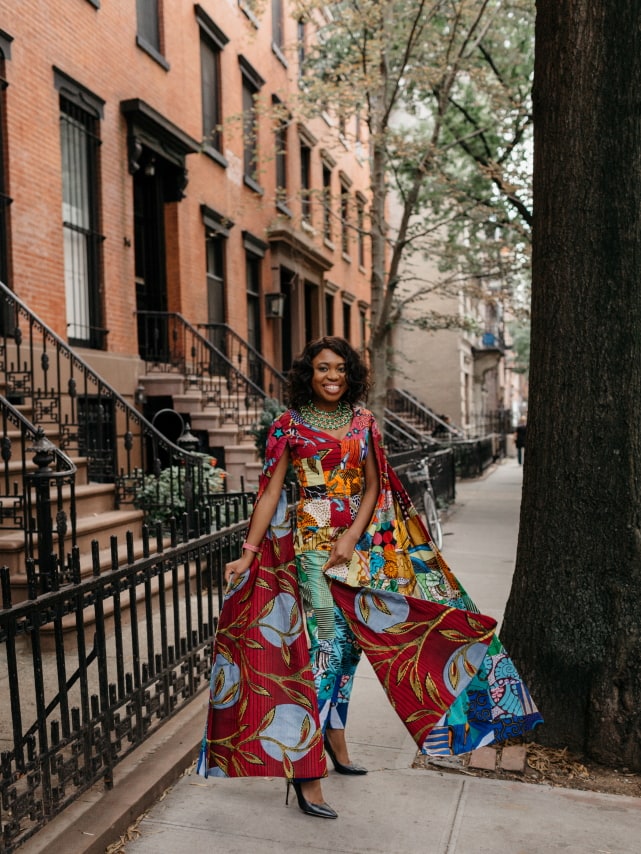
[501,1,641,769]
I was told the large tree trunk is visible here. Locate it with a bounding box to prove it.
[501,1,641,769]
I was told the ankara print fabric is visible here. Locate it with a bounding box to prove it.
[197,488,327,780]
[198,408,541,779]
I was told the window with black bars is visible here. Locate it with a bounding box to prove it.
[201,33,222,152]
[322,163,332,241]
[0,58,10,291]
[341,183,350,255]
[276,119,288,199]
[300,141,311,223]
[60,96,104,348]
[242,78,258,182]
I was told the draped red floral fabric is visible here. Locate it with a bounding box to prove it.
[198,408,539,779]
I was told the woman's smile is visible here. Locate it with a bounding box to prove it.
[311,349,348,409]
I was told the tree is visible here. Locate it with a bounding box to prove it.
[294,0,534,424]
[501,1,641,770]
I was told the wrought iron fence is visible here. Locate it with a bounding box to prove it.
[0,397,78,592]
[0,283,225,577]
[0,505,253,853]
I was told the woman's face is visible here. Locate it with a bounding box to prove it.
[310,348,348,409]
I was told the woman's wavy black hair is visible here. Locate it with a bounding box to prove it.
[285,336,370,409]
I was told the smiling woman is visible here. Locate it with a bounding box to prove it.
[198,336,542,820]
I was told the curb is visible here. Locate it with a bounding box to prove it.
[23,692,207,854]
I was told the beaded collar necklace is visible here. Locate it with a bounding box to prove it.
[299,399,352,430]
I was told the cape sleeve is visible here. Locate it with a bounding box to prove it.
[197,410,326,780]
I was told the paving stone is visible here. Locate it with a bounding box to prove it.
[500,744,527,772]
[468,746,497,770]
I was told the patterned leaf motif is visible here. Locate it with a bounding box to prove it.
[283,752,295,779]
[358,594,370,623]
[298,713,312,748]
[214,668,226,698]
[440,629,471,642]
[258,707,276,732]
[289,601,300,632]
[397,657,413,684]
[425,671,444,707]
[448,657,460,691]
[240,751,265,766]
[248,680,271,697]
[281,640,291,666]
[219,683,240,706]
[371,593,392,615]
[410,668,424,703]
[383,620,416,635]
[256,577,271,590]
[244,638,265,650]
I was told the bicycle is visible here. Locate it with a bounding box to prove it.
[417,457,444,551]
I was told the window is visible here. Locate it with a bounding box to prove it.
[240,57,265,192]
[300,140,311,223]
[359,305,367,348]
[272,0,286,63]
[136,0,168,68]
[198,9,228,160]
[243,231,267,384]
[340,181,350,257]
[325,292,334,335]
[356,195,366,267]
[322,162,332,242]
[297,18,306,80]
[56,72,105,348]
[342,300,352,341]
[274,105,288,210]
[0,38,12,292]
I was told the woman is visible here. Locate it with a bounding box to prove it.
[198,337,541,818]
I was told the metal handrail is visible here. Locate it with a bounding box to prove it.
[0,395,78,589]
[136,311,270,425]
[197,322,287,403]
[386,388,466,439]
[0,281,209,545]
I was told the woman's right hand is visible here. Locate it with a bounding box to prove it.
[224,555,254,586]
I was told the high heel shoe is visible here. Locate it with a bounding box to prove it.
[324,735,368,775]
[285,780,338,819]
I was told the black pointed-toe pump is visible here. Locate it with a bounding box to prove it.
[285,780,338,819]
[324,735,368,775]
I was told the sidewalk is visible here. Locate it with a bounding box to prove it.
[29,460,641,854]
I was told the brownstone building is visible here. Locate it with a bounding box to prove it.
[0,0,371,466]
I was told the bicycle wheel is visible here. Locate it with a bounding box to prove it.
[422,490,443,551]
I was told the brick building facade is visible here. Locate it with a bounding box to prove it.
[0,0,371,402]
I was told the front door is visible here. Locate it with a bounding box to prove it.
[134,152,168,361]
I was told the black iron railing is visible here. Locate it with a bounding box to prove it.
[197,322,287,403]
[0,283,219,562]
[0,503,254,853]
[137,312,276,426]
[0,396,78,591]
[386,388,465,440]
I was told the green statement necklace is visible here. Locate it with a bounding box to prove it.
[300,399,352,430]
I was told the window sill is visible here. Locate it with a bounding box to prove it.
[276,201,293,217]
[202,144,228,169]
[136,36,170,71]
[239,0,260,29]
[271,43,288,68]
[324,238,335,252]
[342,252,352,263]
[244,175,264,195]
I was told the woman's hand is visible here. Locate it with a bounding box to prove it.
[323,530,359,570]
[224,554,254,586]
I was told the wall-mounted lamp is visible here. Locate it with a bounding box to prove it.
[265,292,286,319]
[134,383,147,406]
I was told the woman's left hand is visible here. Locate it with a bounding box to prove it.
[323,530,359,570]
